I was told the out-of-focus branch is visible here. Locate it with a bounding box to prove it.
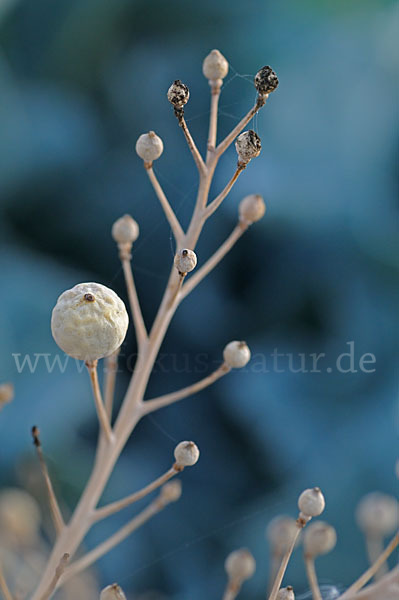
[215,95,267,158]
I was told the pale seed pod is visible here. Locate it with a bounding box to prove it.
[223,341,251,368]
[160,480,182,503]
[202,49,229,82]
[111,214,139,245]
[174,248,197,275]
[174,441,200,467]
[51,283,129,362]
[225,548,256,582]
[303,521,337,557]
[239,194,266,225]
[254,65,279,95]
[298,487,325,518]
[135,131,164,162]
[356,492,398,537]
[235,130,261,166]
[0,383,14,408]
[100,583,126,600]
[266,515,299,556]
[0,488,41,545]
[277,586,295,600]
[167,80,190,109]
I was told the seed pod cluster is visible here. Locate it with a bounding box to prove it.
[235,130,261,166]
[254,65,279,95]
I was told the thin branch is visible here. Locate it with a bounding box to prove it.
[304,555,322,600]
[180,223,248,300]
[215,95,267,158]
[85,361,113,443]
[38,554,69,600]
[179,116,207,176]
[145,166,184,244]
[104,348,120,421]
[365,535,387,580]
[223,581,241,600]
[31,427,64,536]
[119,248,148,348]
[206,83,221,161]
[339,533,399,599]
[348,568,399,600]
[142,363,230,415]
[204,166,245,220]
[268,523,302,600]
[62,493,173,584]
[0,564,14,600]
[92,466,178,523]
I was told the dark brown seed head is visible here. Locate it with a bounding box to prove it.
[167,80,190,108]
[254,65,279,95]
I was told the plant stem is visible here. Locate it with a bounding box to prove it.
[179,116,207,176]
[38,554,69,600]
[205,166,245,219]
[207,82,221,160]
[0,564,14,600]
[104,349,120,420]
[86,361,113,442]
[120,253,148,349]
[304,555,322,600]
[268,524,302,600]
[145,165,184,245]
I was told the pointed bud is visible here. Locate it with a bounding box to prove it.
[203,49,229,82]
[112,215,139,245]
[298,487,325,518]
[174,441,200,467]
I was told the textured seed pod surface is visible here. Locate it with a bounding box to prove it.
[254,65,279,95]
[303,521,337,557]
[112,214,139,245]
[174,441,200,466]
[51,283,129,361]
[225,548,256,581]
[277,586,295,600]
[223,341,251,368]
[100,584,126,600]
[135,131,164,162]
[202,49,229,80]
[298,487,325,517]
[174,249,197,274]
[235,130,261,163]
[167,80,190,108]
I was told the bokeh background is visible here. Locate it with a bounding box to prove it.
[0,0,398,598]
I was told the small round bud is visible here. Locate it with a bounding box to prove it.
[202,49,229,81]
[0,488,41,545]
[266,516,299,556]
[223,341,251,369]
[174,441,200,467]
[239,194,266,225]
[0,383,14,408]
[303,521,337,557]
[356,492,398,537]
[174,248,197,275]
[298,487,325,518]
[51,283,129,362]
[225,548,256,582]
[112,215,139,245]
[100,584,126,600]
[254,65,279,95]
[160,480,182,503]
[167,80,190,109]
[277,587,295,600]
[235,130,261,165]
[135,131,164,162]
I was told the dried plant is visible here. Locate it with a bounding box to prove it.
[0,50,397,600]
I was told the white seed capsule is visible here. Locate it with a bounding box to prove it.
[0,383,14,408]
[356,492,398,537]
[223,341,251,368]
[225,548,256,582]
[235,130,261,165]
[239,194,266,225]
[135,131,164,162]
[174,248,197,275]
[174,441,200,467]
[167,80,190,109]
[303,521,337,557]
[0,488,41,545]
[51,283,129,362]
[266,516,299,555]
[111,214,139,245]
[277,586,295,600]
[100,584,126,600]
[298,487,325,518]
[160,480,182,503]
[202,49,229,81]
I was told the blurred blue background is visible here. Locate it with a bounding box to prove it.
[0,0,398,598]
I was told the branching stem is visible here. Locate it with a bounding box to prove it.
[86,361,114,443]
[145,165,184,245]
